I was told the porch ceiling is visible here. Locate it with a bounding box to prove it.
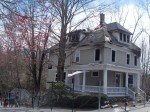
[67,63,141,74]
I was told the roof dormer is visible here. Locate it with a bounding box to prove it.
[119,32,131,44]
[67,29,86,43]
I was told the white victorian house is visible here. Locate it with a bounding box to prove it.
[47,14,145,100]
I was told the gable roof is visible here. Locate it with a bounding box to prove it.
[107,22,132,34]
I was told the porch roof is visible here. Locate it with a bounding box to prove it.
[67,63,142,74]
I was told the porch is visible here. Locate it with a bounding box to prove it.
[65,65,141,98]
[67,84,127,96]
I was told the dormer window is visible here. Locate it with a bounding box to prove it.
[69,33,79,42]
[119,32,130,44]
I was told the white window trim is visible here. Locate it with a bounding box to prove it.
[111,49,116,63]
[75,51,80,62]
[91,71,99,77]
[94,48,101,62]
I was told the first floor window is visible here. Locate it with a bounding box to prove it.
[128,75,133,87]
[91,71,99,77]
[75,51,80,62]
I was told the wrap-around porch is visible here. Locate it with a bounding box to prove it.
[66,69,140,98]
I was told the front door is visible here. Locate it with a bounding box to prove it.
[116,73,121,87]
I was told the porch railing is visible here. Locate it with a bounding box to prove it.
[85,85,103,93]
[128,88,136,100]
[138,88,146,101]
[107,87,126,96]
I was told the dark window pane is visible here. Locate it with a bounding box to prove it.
[128,75,133,84]
[123,34,126,42]
[112,50,116,62]
[127,54,130,64]
[127,35,130,43]
[120,33,122,41]
[92,72,99,77]
[134,56,137,66]
[95,49,100,61]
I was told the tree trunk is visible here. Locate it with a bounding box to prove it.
[57,26,67,81]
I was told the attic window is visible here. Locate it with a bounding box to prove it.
[69,33,79,42]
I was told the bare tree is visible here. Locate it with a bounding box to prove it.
[48,0,116,81]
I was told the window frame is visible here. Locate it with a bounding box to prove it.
[112,50,116,62]
[127,54,130,65]
[94,49,101,61]
[120,33,122,41]
[91,71,99,77]
[134,55,137,66]
[123,34,126,42]
[127,35,130,43]
[75,51,80,62]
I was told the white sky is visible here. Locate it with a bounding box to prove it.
[72,1,150,48]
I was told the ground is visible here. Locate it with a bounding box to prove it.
[1,105,150,112]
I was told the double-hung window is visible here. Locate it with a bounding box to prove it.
[95,49,100,61]
[134,56,137,66]
[75,51,80,62]
[127,54,130,65]
[112,50,116,62]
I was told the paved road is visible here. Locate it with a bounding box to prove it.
[0,105,150,112]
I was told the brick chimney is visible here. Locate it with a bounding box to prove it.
[100,13,105,27]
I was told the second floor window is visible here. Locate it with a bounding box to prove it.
[134,56,137,66]
[127,35,130,43]
[112,50,116,62]
[75,51,80,62]
[95,49,100,61]
[127,54,130,64]
[120,33,122,41]
[123,34,126,42]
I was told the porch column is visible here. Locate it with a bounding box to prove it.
[125,72,128,94]
[137,73,140,90]
[103,69,107,94]
[82,71,86,92]
[65,71,68,85]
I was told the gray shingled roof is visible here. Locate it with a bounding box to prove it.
[107,22,132,34]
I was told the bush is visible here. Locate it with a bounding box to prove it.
[45,82,108,109]
[74,94,98,109]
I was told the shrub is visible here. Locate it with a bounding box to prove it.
[45,82,108,109]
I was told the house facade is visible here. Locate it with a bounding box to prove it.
[47,14,144,99]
